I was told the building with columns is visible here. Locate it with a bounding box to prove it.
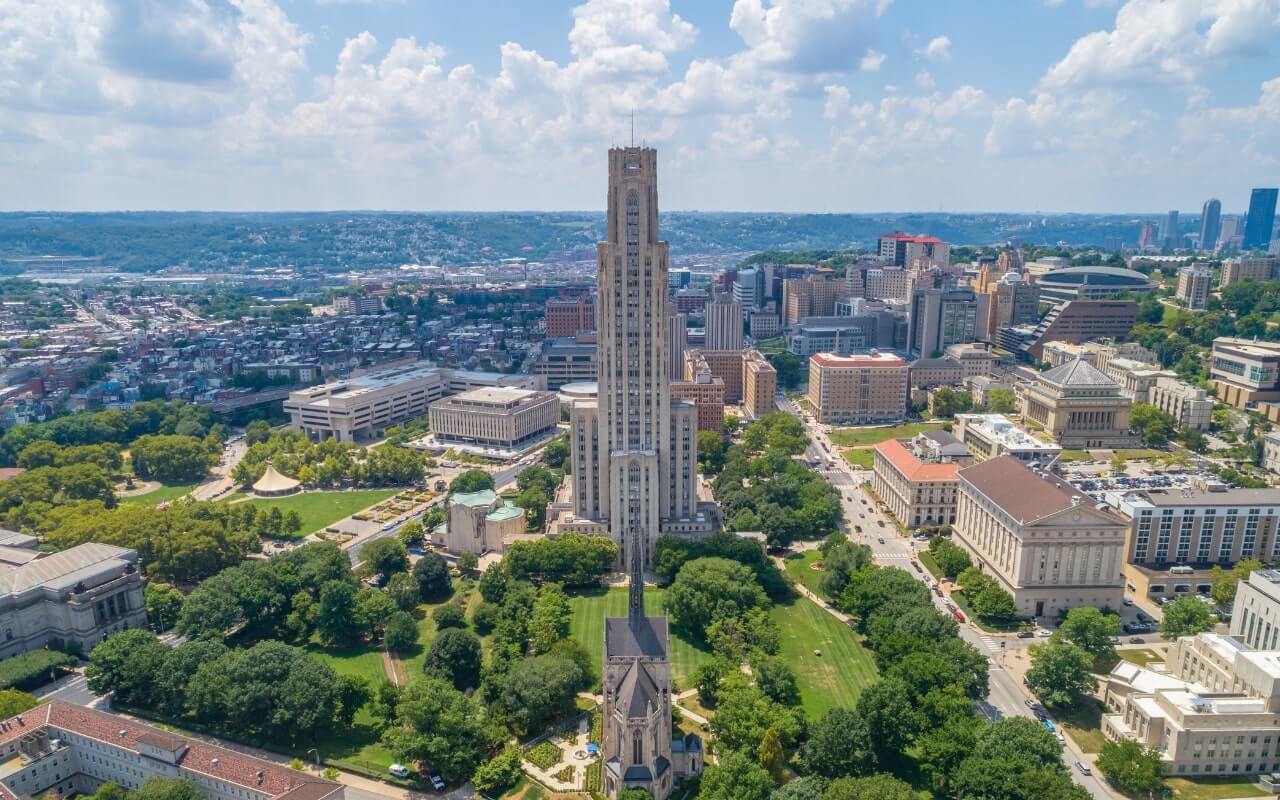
[954,456,1128,617]
[1020,357,1136,449]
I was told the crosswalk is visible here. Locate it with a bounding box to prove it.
[979,636,1003,653]
[872,551,910,560]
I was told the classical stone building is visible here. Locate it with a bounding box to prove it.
[1020,358,1136,449]
[432,490,527,554]
[871,433,968,529]
[0,540,147,659]
[954,456,1128,617]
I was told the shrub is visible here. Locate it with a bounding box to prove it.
[0,649,77,691]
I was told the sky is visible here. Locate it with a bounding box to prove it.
[1,0,1277,213]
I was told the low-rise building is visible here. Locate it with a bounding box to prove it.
[909,357,963,390]
[1265,432,1280,474]
[433,489,528,553]
[428,386,560,451]
[944,342,999,379]
[954,456,1128,617]
[1220,256,1276,287]
[996,299,1138,362]
[1102,357,1176,404]
[0,541,146,659]
[1150,377,1214,430]
[1211,337,1280,411]
[535,334,598,390]
[0,702,343,800]
[871,433,968,528]
[1020,357,1136,449]
[953,413,1062,465]
[807,352,909,425]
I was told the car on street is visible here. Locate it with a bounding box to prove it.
[1136,611,1154,624]
[933,586,943,596]
[952,609,966,622]
[1037,629,1051,637]
[1024,699,1037,709]
[1041,719,1055,733]
[1128,637,1145,644]
[429,775,446,792]
[1017,630,1035,638]
[877,537,885,544]
[389,764,411,779]
[1075,761,1092,776]
[1122,597,1134,606]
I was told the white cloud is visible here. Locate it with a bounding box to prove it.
[1041,0,1280,89]
[1177,75,1280,164]
[914,70,934,89]
[859,49,886,71]
[921,35,951,62]
[984,90,1145,157]
[729,0,890,75]
[824,83,988,161]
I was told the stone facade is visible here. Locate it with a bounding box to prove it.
[1020,358,1136,449]
[434,490,526,554]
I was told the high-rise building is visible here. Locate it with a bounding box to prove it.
[1160,210,1181,249]
[1220,215,1244,251]
[1176,264,1213,309]
[567,147,704,576]
[781,275,838,325]
[807,352,909,425]
[982,272,1040,340]
[668,312,688,381]
[877,231,950,268]
[1200,198,1222,252]
[732,269,763,309]
[907,287,978,358]
[704,297,744,351]
[545,295,596,337]
[1137,222,1158,251]
[1245,188,1279,251]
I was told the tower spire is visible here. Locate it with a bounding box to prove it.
[630,109,635,147]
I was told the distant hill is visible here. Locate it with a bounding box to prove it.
[0,211,1164,273]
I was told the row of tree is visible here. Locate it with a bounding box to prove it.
[0,399,218,465]
[232,427,427,488]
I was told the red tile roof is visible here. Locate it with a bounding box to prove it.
[873,439,960,482]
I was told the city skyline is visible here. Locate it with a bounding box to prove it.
[1,0,1277,213]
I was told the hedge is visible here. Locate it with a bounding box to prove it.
[0,649,77,691]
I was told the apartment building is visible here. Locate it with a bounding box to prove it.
[1020,358,1136,449]
[0,541,146,659]
[1211,337,1280,410]
[0,702,342,800]
[333,294,383,315]
[878,232,950,268]
[806,352,909,425]
[782,276,839,326]
[544,295,596,337]
[1177,265,1214,309]
[428,387,560,451]
[954,456,1128,617]
[1220,257,1276,288]
[1113,486,1280,569]
[741,351,777,420]
[671,370,726,432]
[704,299,743,351]
[864,268,911,302]
[871,433,968,529]
[1150,377,1214,430]
[953,413,1063,465]
[682,349,776,419]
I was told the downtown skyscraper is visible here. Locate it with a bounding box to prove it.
[568,148,704,572]
[1200,198,1221,252]
[1245,188,1279,252]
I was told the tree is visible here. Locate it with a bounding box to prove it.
[432,602,467,629]
[457,551,479,576]
[930,387,974,419]
[1054,606,1121,664]
[449,469,494,495]
[315,580,360,645]
[144,581,185,631]
[822,774,914,800]
[0,689,37,719]
[423,629,483,690]
[1130,403,1177,447]
[381,676,502,784]
[1161,596,1218,638]
[360,537,408,582]
[770,777,826,800]
[1096,739,1165,796]
[1025,640,1095,708]
[986,387,1017,414]
[129,434,217,483]
[970,584,1017,622]
[711,681,804,753]
[798,708,874,779]
[752,655,800,706]
[490,654,584,735]
[505,532,618,586]
[413,551,453,599]
[86,629,168,706]
[698,749,775,800]
[384,612,419,653]
[398,519,424,544]
[951,717,1081,800]
[133,778,203,800]
[665,557,769,640]
[471,746,523,796]
[767,352,805,390]
[1210,558,1263,607]
[387,572,421,610]
[855,678,918,765]
[528,583,572,655]
[698,430,728,474]
[541,435,569,470]
[514,485,549,530]
[759,727,786,785]
[928,538,971,578]
[472,601,501,634]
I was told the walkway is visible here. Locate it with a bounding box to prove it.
[520,716,594,793]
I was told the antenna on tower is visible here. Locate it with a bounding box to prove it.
[630,109,635,147]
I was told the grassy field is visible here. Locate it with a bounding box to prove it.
[841,448,875,468]
[1121,648,1166,668]
[240,489,399,537]
[1114,449,1168,461]
[828,423,945,447]
[1055,697,1108,753]
[304,640,396,774]
[1058,449,1093,462]
[396,584,484,678]
[770,596,878,717]
[1166,776,1271,800]
[119,482,197,505]
[783,551,826,597]
[567,587,711,689]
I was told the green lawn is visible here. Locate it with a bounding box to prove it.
[1121,648,1166,668]
[828,423,945,447]
[1166,776,1271,800]
[1058,449,1094,462]
[917,550,944,580]
[240,489,399,537]
[119,482,197,505]
[397,584,484,677]
[1055,697,1108,753]
[567,587,711,689]
[783,551,827,598]
[1115,449,1167,461]
[304,640,396,774]
[841,448,874,468]
[770,596,878,718]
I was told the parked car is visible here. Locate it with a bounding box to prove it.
[932,586,943,597]
[953,609,966,622]
[1041,719,1055,733]
[877,537,886,544]
[389,764,411,779]
[1128,637,1145,644]
[1075,761,1091,776]
[1122,597,1134,606]
[1136,611,1154,624]
[1017,630,1035,639]
[429,775,446,792]
[1024,699,1037,709]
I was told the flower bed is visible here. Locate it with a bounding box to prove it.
[524,741,563,771]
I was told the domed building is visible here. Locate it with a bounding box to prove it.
[1034,266,1155,304]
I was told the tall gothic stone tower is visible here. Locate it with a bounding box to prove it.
[568,147,701,573]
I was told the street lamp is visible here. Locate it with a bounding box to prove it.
[307,749,320,768]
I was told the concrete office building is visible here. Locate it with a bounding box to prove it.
[1232,570,1280,650]
[536,334,598,390]
[782,276,839,326]
[954,414,1062,465]
[982,273,1041,340]
[333,294,383,315]
[1114,486,1280,569]
[1177,265,1214,309]
[1102,357,1176,404]
[865,268,912,302]
[786,312,906,357]
[0,702,343,800]
[1220,257,1276,287]
[1210,337,1280,410]
[871,433,968,529]
[285,363,541,442]
[997,299,1138,362]
[1042,340,1158,372]
[878,232,950,268]
[954,456,1128,617]
[1245,189,1279,251]
[1201,198,1223,252]
[428,387,560,451]
[0,540,146,659]
[748,311,780,339]
[807,352,909,425]
[907,287,978,358]
[545,295,596,337]
[673,287,708,314]
[733,268,764,309]
[1161,210,1181,249]
[1150,377,1214,430]
[1021,358,1135,449]
[567,147,709,567]
[434,490,527,554]
[909,357,963,390]
[704,298,743,351]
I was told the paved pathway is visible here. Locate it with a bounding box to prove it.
[520,717,594,793]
